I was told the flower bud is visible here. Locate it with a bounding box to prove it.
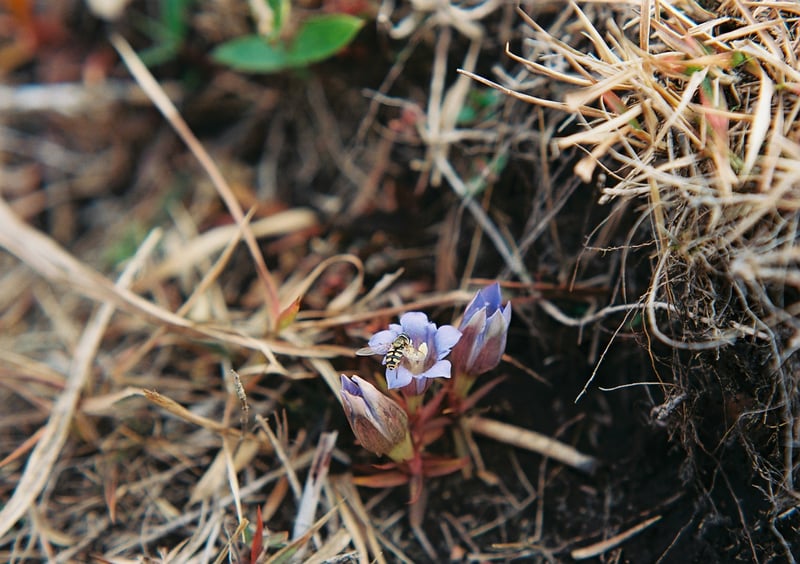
[450,283,511,378]
[339,375,413,460]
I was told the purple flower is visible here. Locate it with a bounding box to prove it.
[358,312,462,395]
[450,283,511,377]
[340,375,413,460]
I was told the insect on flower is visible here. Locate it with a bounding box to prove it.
[383,333,412,370]
[357,312,461,394]
[357,332,412,368]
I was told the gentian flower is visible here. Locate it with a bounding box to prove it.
[358,312,461,395]
[450,283,511,379]
[340,375,413,460]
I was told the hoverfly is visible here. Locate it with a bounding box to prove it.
[356,332,413,370]
[383,333,412,370]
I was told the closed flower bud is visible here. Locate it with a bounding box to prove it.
[450,283,511,378]
[340,375,413,460]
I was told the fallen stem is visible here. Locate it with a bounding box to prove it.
[465,416,599,475]
[571,515,662,560]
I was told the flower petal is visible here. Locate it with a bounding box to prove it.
[399,312,431,342]
[340,374,359,395]
[459,306,487,334]
[339,374,410,457]
[367,329,400,355]
[406,375,431,396]
[434,324,462,359]
[449,284,511,380]
[386,365,413,389]
[418,359,452,380]
[350,375,385,412]
[463,282,502,321]
[471,312,509,373]
[501,302,512,324]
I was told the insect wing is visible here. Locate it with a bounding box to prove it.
[356,346,379,356]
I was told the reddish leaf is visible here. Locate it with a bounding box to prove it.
[422,456,469,477]
[601,91,642,131]
[352,471,409,488]
[460,375,506,412]
[276,297,301,332]
[601,90,627,114]
[419,423,446,447]
[698,80,728,139]
[416,387,446,421]
[250,505,264,564]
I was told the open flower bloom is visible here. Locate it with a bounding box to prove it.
[340,375,413,460]
[359,312,461,395]
[450,283,511,378]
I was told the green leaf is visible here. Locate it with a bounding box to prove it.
[137,0,193,67]
[212,35,290,73]
[266,0,288,35]
[163,0,191,37]
[730,51,749,68]
[289,14,364,65]
[456,105,476,124]
[211,14,364,73]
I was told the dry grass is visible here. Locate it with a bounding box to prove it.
[3,0,800,561]
[464,0,800,558]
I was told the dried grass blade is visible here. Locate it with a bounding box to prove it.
[108,32,283,329]
[571,515,662,559]
[732,0,784,60]
[640,0,652,52]
[143,389,243,437]
[79,386,143,415]
[354,268,404,308]
[141,210,317,285]
[737,41,800,83]
[303,529,354,564]
[555,105,643,149]
[266,507,338,564]
[281,254,364,314]
[457,69,608,118]
[466,416,599,475]
[563,67,639,111]
[466,417,600,474]
[758,97,782,193]
[292,431,338,553]
[330,477,375,564]
[0,426,45,468]
[189,438,261,504]
[653,66,707,147]
[742,65,774,176]
[223,435,244,523]
[568,0,620,64]
[0,223,160,538]
[0,199,348,362]
[0,349,66,388]
[257,415,303,499]
[504,45,593,87]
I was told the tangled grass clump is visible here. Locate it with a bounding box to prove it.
[464,1,800,557]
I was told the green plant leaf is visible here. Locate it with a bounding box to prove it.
[211,14,364,73]
[290,14,364,65]
[137,0,192,67]
[212,35,289,73]
[266,0,288,35]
